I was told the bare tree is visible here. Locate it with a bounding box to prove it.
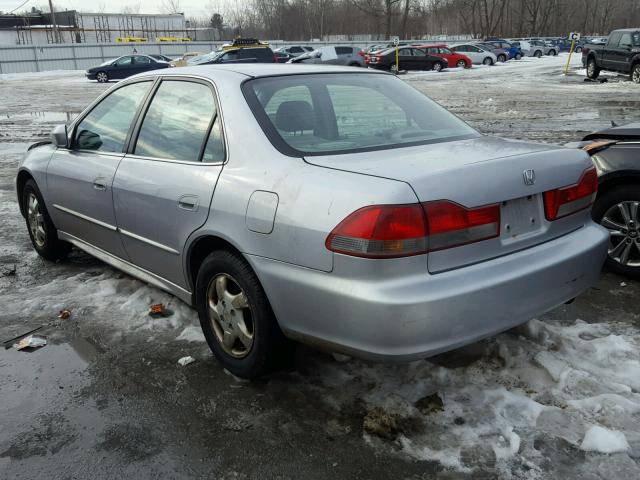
[161,0,182,14]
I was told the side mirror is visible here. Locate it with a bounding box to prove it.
[50,124,68,148]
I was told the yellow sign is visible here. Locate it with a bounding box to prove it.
[115,37,148,43]
[157,36,192,42]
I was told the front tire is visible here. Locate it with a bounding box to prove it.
[432,62,443,72]
[22,179,71,261]
[592,185,640,279]
[498,54,507,62]
[456,59,467,69]
[195,250,290,379]
[96,71,109,83]
[587,58,600,79]
[632,64,640,84]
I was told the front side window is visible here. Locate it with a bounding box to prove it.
[74,81,151,152]
[244,73,478,156]
[134,80,217,162]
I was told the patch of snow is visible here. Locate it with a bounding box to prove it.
[580,425,630,454]
[176,325,206,343]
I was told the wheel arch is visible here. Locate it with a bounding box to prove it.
[597,171,640,199]
[185,233,246,300]
[16,169,35,218]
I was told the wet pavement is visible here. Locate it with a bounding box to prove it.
[1,57,640,479]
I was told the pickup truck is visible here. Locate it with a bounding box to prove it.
[582,28,640,83]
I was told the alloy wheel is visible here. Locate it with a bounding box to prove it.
[207,273,254,358]
[456,60,466,68]
[433,62,442,72]
[587,61,595,77]
[601,201,640,267]
[27,193,46,248]
[633,65,640,84]
[96,72,108,83]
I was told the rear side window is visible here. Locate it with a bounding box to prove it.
[74,81,151,152]
[134,80,218,162]
[335,47,353,55]
[243,73,478,156]
[134,56,151,64]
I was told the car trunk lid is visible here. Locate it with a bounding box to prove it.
[306,136,595,272]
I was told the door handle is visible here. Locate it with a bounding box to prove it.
[93,178,107,191]
[178,195,199,211]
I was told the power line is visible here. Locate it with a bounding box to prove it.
[8,0,32,14]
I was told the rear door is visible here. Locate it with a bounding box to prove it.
[113,78,225,288]
[602,32,621,70]
[615,32,634,72]
[410,48,432,70]
[47,79,153,259]
[397,47,413,69]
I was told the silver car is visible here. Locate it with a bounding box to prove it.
[289,46,365,66]
[16,65,608,378]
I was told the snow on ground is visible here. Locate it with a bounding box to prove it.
[1,52,640,478]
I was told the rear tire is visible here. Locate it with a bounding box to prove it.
[575,46,582,53]
[515,53,522,60]
[592,185,640,279]
[534,50,542,58]
[22,179,71,261]
[497,54,507,63]
[587,58,600,79]
[195,250,291,379]
[550,49,557,56]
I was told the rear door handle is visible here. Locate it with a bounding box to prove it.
[178,195,199,211]
[93,178,107,191]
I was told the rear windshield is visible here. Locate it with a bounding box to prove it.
[242,73,478,156]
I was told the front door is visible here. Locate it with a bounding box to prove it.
[47,80,153,258]
[113,78,225,289]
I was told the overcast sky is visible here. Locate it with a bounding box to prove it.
[0,0,228,18]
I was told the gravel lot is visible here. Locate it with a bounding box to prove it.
[1,54,639,479]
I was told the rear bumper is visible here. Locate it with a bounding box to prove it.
[249,223,608,361]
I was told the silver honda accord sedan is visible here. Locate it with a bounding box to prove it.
[16,64,609,378]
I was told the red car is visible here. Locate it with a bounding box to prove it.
[416,44,472,69]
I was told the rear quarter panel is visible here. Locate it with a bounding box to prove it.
[187,76,418,273]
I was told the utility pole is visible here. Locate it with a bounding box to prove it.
[48,0,60,43]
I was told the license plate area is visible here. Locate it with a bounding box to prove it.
[501,195,542,239]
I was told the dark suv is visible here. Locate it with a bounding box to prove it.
[192,47,276,65]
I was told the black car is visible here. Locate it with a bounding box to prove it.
[86,55,170,83]
[366,46,447,72]
[577,123,640,277]
[194,47,276,65]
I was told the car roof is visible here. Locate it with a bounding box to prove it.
[583,122,640,141]
[145,63,386,79]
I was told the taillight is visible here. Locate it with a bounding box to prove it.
[543,167,598,221]
[423,201,500,251]
[325,204,428,258]
[325,200,500,258]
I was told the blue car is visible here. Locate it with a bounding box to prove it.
[484,38,523,60]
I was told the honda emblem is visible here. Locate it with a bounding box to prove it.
[523,169,536,186]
